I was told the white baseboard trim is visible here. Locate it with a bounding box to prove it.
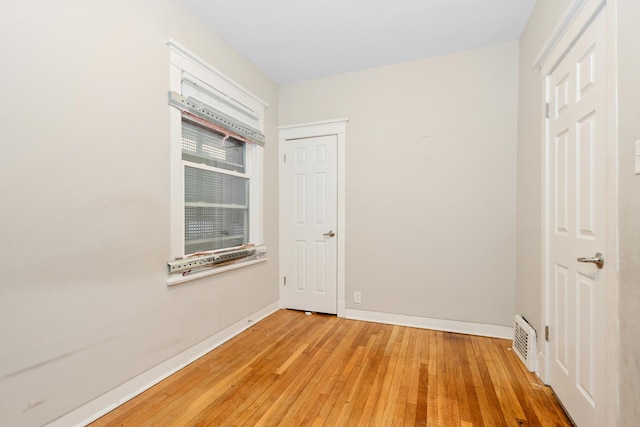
[344,309,514,339]
[537,350,548,384]
[45,301,280,427]
[337,300,346,318]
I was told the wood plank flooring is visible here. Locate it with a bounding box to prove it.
[90,310,572,426]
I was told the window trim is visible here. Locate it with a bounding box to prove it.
[167,39,268,284]
[167,257,267,286]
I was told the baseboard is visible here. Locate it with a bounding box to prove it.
[45,301,280,427]
[337,299,346,318]
[344,309,514,339]
[537,350,548,384]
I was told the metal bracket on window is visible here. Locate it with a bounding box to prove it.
[168,91,265,146]
[168,245,266,274]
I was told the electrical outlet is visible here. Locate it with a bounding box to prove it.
[635,140,640,175]
[354,291,361,304]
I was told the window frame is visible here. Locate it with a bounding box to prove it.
[167,39,267,285]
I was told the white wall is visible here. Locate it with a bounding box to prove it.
[515,0,572,357]
[280,43,519,327]
[0,1,279,426]
[616,0,640,424]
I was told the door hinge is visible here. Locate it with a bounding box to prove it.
[284,276,287,285]
[284,154,287,163]
[545,103,550,118]
[545,325,550,342]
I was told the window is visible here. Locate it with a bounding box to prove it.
[182,119,250,254]
[167,40,267,283]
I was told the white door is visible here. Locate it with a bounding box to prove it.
[281,135,338,314]
[546,9,606,427]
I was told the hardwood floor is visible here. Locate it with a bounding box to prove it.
[90,310,572,426]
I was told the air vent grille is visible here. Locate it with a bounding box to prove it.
[513,315,537,372]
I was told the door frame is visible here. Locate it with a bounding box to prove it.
[278,119,348,317]
[536,0,618,424]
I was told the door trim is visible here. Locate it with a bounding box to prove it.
[278,119,348,317]
[532,0,602,72]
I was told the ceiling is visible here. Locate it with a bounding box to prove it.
[180,0,537,84]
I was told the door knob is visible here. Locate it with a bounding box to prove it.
[323,230,335,237]
[577,252,604,269]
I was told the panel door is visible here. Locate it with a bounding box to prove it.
[281,135,338,314]
[547,9,606,427]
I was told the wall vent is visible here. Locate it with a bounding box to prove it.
[513,315,537,372]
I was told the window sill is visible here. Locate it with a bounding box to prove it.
[166,256,268,286]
